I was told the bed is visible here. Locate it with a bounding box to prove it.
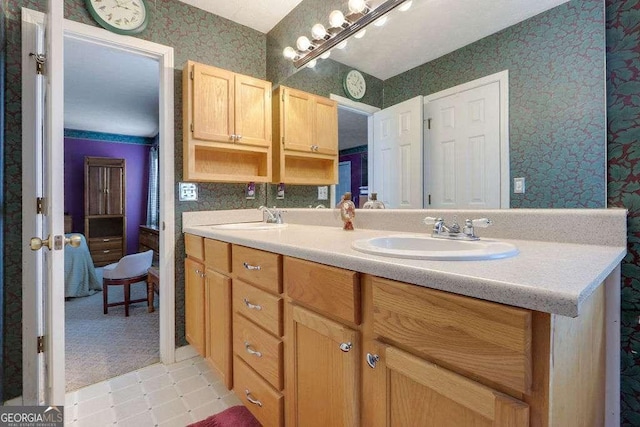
[65,233,102,298]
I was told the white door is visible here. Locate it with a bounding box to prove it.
[371,96,423,208]
[21,2,66,405]
[425,81,501,209]
[336,161,352,204]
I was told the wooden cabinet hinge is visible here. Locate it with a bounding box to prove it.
[37,336,44,353]
[282,136,285,145]
[190,70,194,80]
[190,123,194,132]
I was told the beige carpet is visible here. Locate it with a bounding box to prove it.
[65,269,159,391]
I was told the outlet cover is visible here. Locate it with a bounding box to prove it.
[179,182,198,201]
[514,177,525,194]
[318,186,328,200]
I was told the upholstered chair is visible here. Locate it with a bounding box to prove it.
[102,250,154,316]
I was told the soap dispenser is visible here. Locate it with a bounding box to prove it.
[338,192,356,230]
[363,193,385,209]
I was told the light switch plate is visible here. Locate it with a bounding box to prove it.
[179,182,198,201]
[514,177,525,194]
[318,186,328,200]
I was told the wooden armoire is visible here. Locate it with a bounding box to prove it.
[84,156,126,267]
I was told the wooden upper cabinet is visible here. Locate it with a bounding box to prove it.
[183,60,272,182]
[313,96,339,155]
[85,157,125,216]
[282,87,314,152]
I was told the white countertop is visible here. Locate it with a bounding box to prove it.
[183,220,626,317]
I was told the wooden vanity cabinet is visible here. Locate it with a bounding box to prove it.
[183,61,272,182]
[272,86,338,184]
[184,234,205,356]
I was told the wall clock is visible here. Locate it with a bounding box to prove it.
[85,0,149,35]
[343,69,367,100]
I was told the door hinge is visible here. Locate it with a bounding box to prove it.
[37,336,44,353]
[30,53,46,75]
[427,118,432,130]
[190,123,194,132]
[190,70,194,80]
[428,194,431,205]
[36,197,46,214]
[282,136,285,145]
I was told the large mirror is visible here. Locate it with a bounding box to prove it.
[273,0,606,209]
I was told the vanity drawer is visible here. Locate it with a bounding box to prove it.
[204,239,231,274]
[232,245,282,294]
[233,279,282,337]
[233,313,283,390]
[185,234,204,261]
[370,276,532,394]
[285,257,360,325]
[234,356,283,427]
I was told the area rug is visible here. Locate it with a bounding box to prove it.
[188,405,261,427]
[65,268,159,391]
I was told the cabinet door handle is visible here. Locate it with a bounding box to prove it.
[245,390,263,407]
[245,342,262,358]
[243,262,261,271]
[243,298,262,311]
[339,342,353,352]
[230,134,237,141]
[366,353,380,369]
[236,135,243,140]
[194,269,205,278]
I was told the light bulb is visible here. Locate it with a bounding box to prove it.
[374,15,387,27]
[336,40,348,50]
[320,51,331,59]
[348,0,367,14]
[398,0,412,11]
[329,10,345,28]
[311,23,327,40]
[307,59,317,68]
[296,36,311,51]
[354,29,366,39]
[283,46,296,59]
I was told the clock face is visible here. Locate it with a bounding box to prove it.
[86,0,149,35]
[344,70,366,100]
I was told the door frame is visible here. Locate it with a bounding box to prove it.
[21,9,176,400]
[423,70,510,208]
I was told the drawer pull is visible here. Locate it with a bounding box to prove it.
[245,390,263,407]
[339,342,353,353]
[243,298,262,311]
[103,250,110,253]
[243,262,261,271]
[244,342,262,358]
[103,239,110,242]
[366,353,380,369]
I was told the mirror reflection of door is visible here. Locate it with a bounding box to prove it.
[338,107,369,207]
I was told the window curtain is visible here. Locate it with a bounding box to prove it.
[146,145,159,227]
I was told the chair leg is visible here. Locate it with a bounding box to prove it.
[103,281,108,314]
[147,279,154,313]
[124,283,130,317]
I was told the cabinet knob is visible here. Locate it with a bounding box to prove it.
[245,342,262,358]
[245,390,263,407]
[236,135,243,140]
[230,134,237,141]
[366,353,380,369]
[243,262,261,271]
[243,298,262,311]
[339,342,353,352]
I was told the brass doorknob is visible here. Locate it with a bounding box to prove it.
[65,234,82,248]
[30,236,51,251]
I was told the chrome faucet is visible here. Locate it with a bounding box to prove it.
[258,206,284,224]
[423,216,493,240]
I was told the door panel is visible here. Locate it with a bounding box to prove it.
[185,258,205,356]
[205,269,232,389]
[282,88,313,153]
[87,165,105,215]
[192,63,234,142]
[313,97,338,154]
[106,166,124,215]
[235,74,271,147]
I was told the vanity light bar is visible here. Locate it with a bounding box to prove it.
[291,0,410,69]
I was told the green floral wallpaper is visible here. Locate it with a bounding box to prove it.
[383,0,606,209]
[606,1,640,424]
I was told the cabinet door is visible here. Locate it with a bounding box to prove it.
[362,341,529,427]
[282,87,314,153]
[313,96,338,155]
[105,166,124,215]
[205,268,232,390]
[192,62,235,143]
[288,305,359,427]
[87,165,106,215]
[185,258,205,356]
[235,74,271,148]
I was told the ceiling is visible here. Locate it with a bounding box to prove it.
[64,0,569,139]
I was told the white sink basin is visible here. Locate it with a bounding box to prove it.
[351,234,518,261]
[211,222,288,231]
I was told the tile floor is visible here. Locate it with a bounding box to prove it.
[64,356,241,426]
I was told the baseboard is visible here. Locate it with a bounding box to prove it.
[3,396,23,406]
[175,345,198,362]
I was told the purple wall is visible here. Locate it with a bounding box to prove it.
[64,138,151,255]
[339,146,367,207]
